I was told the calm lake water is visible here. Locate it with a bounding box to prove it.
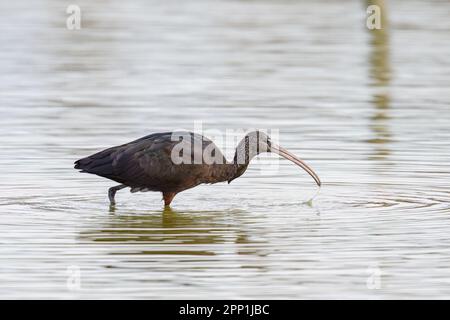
[1,0,450,299]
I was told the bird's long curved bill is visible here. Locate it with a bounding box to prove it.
[271,145,321,187]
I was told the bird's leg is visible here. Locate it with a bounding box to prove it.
[108,184,126,205]
[162,192,177,207]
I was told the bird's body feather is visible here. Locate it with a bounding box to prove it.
[75,132,232,194]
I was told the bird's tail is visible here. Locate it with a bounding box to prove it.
[74,157,90,171]
[74,147,116,176]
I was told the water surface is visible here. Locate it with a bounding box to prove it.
[1,0,450,299]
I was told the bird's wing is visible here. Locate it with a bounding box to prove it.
[102,132,227,190]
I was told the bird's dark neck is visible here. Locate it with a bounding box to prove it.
[226,161,248,184]
[226,138,257,183]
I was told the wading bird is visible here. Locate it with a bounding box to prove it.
[74,131,321,206]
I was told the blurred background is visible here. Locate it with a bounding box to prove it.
[0,0,449,299]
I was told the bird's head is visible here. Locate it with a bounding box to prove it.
[231,130,321,187]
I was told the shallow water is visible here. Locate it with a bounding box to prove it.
[1,0,450,299]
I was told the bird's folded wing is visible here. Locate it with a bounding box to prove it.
[110,137,214,189]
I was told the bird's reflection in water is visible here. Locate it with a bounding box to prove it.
[80,206,268,258]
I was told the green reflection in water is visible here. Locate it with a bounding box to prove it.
[366,0,392,160]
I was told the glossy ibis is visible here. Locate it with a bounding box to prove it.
[74,131,321,206]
